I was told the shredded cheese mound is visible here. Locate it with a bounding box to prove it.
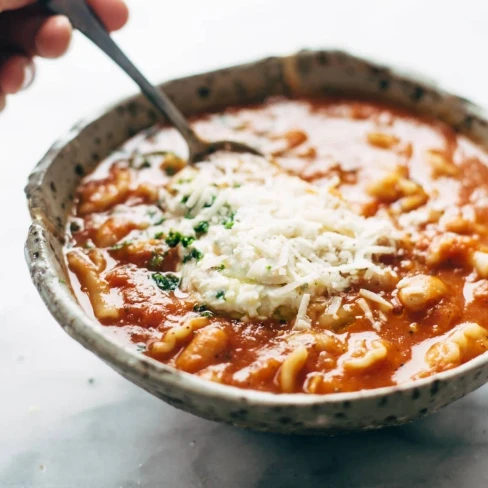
[156,153,398,320]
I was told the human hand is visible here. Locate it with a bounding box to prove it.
[0,0,129,111]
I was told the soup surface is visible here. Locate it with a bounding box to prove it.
[66,97,488,394]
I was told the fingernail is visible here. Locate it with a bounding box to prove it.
[21,61,35,91]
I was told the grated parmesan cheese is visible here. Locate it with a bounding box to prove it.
[294,293,312,330]
[155,152,399,320]
[359,288,393,311]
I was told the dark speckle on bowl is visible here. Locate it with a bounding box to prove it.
[316,52,329,66]
[198,86,210,99]
[379,78,390,91]
[411,85,425,102]
[74,164,84,176]
[431,380,441,396]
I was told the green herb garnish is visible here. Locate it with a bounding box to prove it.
[181,235,195,248]
[194,221,209,234]
[152,272,180,291]
[222,209,236,229]
[203,195,216,208]
[216,264,225,271]
[165,230,182,247]
[193,303,213,318]
[216,290,226,300]
[182,248,203,263]
[153,217,165,226]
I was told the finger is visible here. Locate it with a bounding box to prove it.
[0,0,35,12]
[0,1,127,58]
[0,55,35,93]
[87,0,129,32]
[0,90,6,112]
[35,14,72,58]
[0,5,48,55]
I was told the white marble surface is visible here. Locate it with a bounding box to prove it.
[2,0,488,486]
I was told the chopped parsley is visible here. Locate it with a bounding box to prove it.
[222,208,236,229]
[165,230,182,247]
[153,217,165,226]
[216,290,226,300]
[216,264,225,271]
[164,230,195,248]
[194,221,209,234]
[181,235,195,248]
[193,303,213,317]
[182,248,203,263]
[203,194,216,208]
[154,231,164,240]
[152,272,180,291]
[181,195,190,204]
[266,265,272,271]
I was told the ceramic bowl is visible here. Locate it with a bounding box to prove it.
[25,50,488,434]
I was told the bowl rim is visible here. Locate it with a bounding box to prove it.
[25,48,488,408]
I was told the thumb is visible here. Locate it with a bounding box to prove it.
[0,0,36,12]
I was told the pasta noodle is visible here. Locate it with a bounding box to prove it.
[66,249,119,320]
[343,340,389,371]
[150,317,210,355]
[279,346,309,393]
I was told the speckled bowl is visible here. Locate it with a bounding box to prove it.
[25,50,488,434]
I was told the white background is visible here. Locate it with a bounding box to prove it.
[2,1,488,486]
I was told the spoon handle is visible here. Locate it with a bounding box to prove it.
[41,0,205,153]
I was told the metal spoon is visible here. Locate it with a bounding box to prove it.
[41,0,262,163]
